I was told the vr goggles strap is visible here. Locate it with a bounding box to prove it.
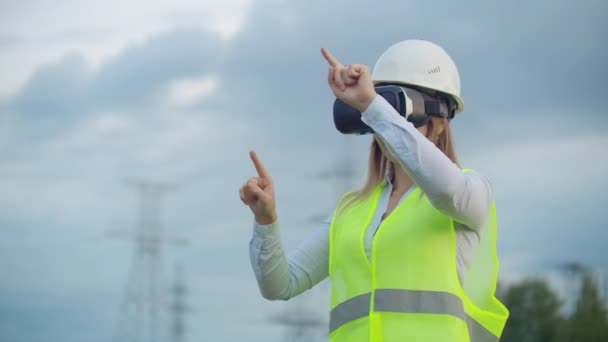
[403,88,424,119]
[402,87,430,127]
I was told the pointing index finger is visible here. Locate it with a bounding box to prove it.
[250,150,270,179]
[321,48,342,67]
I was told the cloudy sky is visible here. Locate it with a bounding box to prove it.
[1,0,607,341]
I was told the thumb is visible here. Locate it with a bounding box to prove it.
[352,65,368,79]
[249,184,270,202]
[349,66,361,78]
[259,178,273,188]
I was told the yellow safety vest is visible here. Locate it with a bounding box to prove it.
[328,173,509,341]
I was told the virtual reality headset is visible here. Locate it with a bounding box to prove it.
[333,85,454,135]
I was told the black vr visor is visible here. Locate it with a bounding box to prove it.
[333,85,453,135]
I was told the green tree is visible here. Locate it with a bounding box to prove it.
[557,272,608,342]
[500,277,563,342]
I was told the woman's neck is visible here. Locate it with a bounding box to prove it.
[390,163,414,194]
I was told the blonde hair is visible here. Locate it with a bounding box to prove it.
[337,118,460,214]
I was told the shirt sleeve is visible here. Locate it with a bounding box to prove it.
[360,94,494,229]
[249,215,331,300]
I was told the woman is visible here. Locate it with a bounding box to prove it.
[240,40,509,341]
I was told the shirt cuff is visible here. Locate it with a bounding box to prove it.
[253,218,280,236]
[361,94,413,129]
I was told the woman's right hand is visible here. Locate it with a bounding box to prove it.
[240,150,277,225]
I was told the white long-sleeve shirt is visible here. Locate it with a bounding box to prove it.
[249,94,494,300]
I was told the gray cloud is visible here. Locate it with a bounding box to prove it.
[8,0,607,147]
[8,29,223,139]
[89,29,223,110]
[1,1,607,341]
[0,33,21,48]
[216,0,608,148]
[11,54,90,119]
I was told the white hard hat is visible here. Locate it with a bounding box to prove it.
[372,40,464,113]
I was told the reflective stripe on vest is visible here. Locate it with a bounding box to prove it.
[329,289,499,341]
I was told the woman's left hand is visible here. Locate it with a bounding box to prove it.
[321,47,377,113]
